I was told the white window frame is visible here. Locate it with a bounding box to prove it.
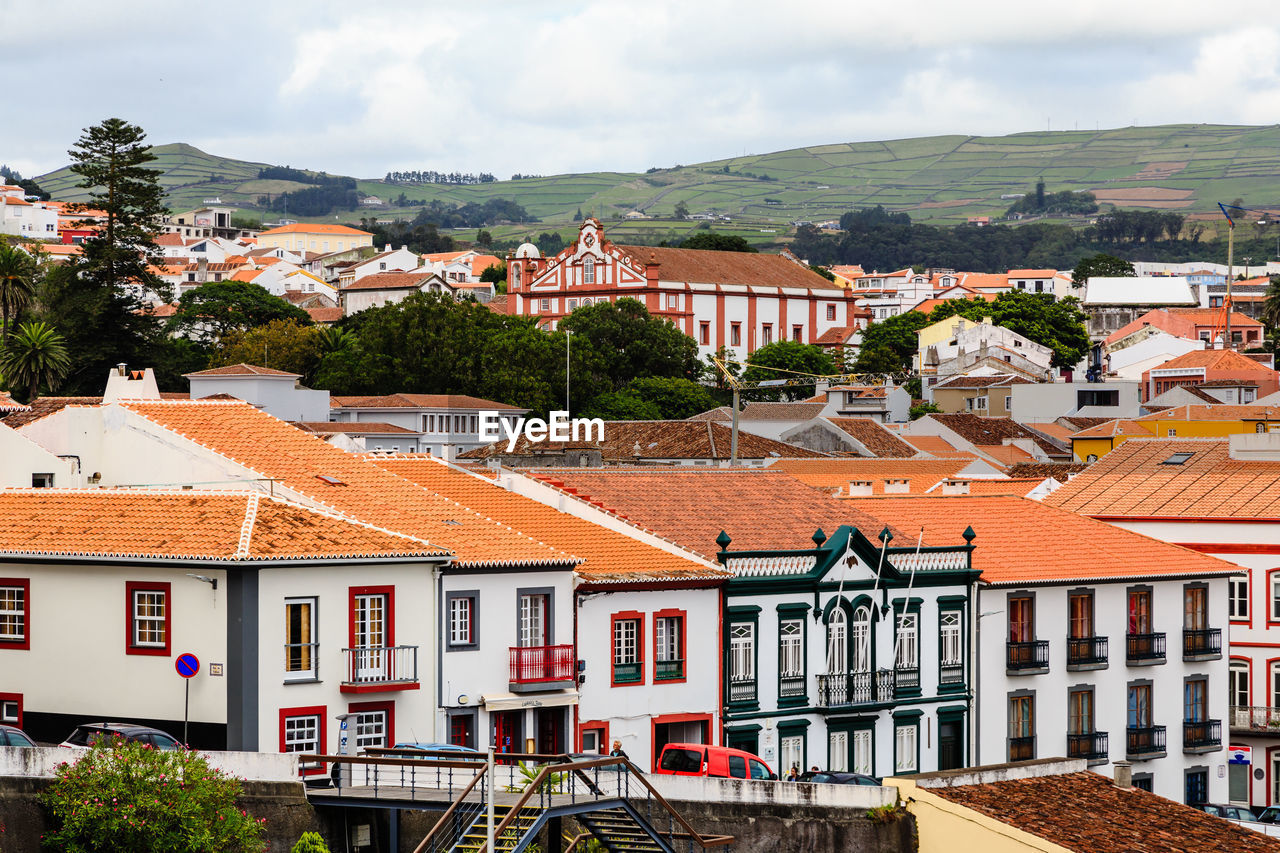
[894,724,918,773]
[940,611,962,667]
[519,593,549,648]
[729,623,754,683]
[613,618,639,665]
[655,616,681,663]
[828,730,848,772]
[895,612,919,670]
[0,584,25,643]
[1230,660,1249,710]
[779,619,803,677]
[827,608,847,674]
[353,709,388,750]
[779,735,803,777]
[449,596,474,647]
[283,714,321,765]
[132,589,167,648]
[353,593,387,679]
[851,605,871,673]
[852,728,873,775]
[583,257,595,284]
[0,698,18,724]
[284,597,317,680]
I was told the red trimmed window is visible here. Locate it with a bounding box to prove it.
[699,323,710,346]
[826,304,836,321]
[0,692,21,727]
[1228,577,1249,623]
[348,700,395,751]
[280,705,327,776]
[579,720,609,754]
[0,578,30,650]
[349,585,395,653]
[126,581,171,656]
[653,609,687,683]
[611,612,644,686]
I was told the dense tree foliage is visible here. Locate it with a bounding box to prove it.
[1071,253,1136,286]
[580,376,720,420]
[213,319,326,381]
[678,233,757,252]
[925,291,1091,368]
[168,282,311,345]
[384,169,496,185]
[259,179,358,217]
[0,164,49,200]
[256,166,349,185]
[739,340,837,400]
[1005,180,1098,216]
[852,311,934,373]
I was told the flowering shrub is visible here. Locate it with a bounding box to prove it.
[40,737,266,852]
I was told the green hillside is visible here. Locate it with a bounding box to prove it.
[36,124,1280,232]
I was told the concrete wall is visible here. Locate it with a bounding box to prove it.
[0,745,298,781]
[646,773,894,807]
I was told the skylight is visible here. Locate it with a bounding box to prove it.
[315,474,346,485]
[1160,452,1194,465]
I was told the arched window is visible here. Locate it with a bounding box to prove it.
[581,297,592,306]
[827,608,847,674]
[512,265,521,286]
[583,257,596,284]
[852,605,872,673]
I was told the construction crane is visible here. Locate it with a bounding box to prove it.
[1214,203,1277,348]
[710,355,914,465]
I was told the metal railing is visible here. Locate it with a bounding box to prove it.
[728,678,756,704]
[509,644,575,685]
[1126,725,1167,757]
[1183,628,1222,659]
[1184,719,1222,750]
[939,662,965,685]
[1067,636,1107,666]
[655,659,685,681]
[1126,633,1166,664]
[1232,706,1280,732]
[894,666,920,693]
[613,661,643,684]
[779,674,806,698]
[1067,731,1108,760]
[816,670,898,707]
[284,642,319,680]
[341,645,418,686]
[1007,640,1049,671]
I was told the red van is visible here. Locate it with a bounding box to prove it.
[654,743,776,780]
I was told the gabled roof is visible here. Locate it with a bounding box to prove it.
[932,374,1034,390]
[610,244,843,291]
[1045,437,1280,518]
[927,770,1280,853]
[772,457,990,495]
[1105,307,1262,345]
[1070,418,1154,439]
[340,271,438,292]
[847,494,1236,584]
[0,392,30,413]
[688,402,827,422]
[259,223,372,237]
[116,400,574,568]
[2,396,102,428]
[297,422,416,435]
[823,418,918,458]
[899,435,975,458]
[0,490,446,561]
[459,420,827,461]
[813,325,861,345]
[330,394,523,411]
[369,455,726,583]
[521,468,885,556]
[1007,461,1087,479]
[927,413,1062,456]
[185,363,299,378]
[1148,348,1278,374]
[1134,403,1280,422]
[1005,268,1058,277]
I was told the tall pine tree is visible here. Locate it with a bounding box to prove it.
[44,119,169,393]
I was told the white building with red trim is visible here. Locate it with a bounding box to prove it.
[507,220,866,357]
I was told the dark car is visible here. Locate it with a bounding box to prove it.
[797,771,881,785]
[388,742,483,757]
[0,724,36,747]
[59,722,183,750]
[1256,805,1280,824]
[1198,803,1257,822]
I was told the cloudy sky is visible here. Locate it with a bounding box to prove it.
[4,1,1280,180]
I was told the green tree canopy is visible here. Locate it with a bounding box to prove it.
[560,298,700,392]
[0,238,36,344]
[213,319,324,379]
[854,311,933,373]
[678,232,757,253]
[0,320,71,401]
[1071,253,1135,287]
[926,290,1090,368]
[739,340,837,400]
[584,376,720,420]
[168,282,312,344]
[673,200,689,219]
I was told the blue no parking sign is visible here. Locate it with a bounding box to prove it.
[175,653,200,678]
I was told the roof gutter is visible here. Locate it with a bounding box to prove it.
[0,553,453,569]
[979,569,1242,587]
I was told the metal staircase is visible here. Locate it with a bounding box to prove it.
[576,805,668,852]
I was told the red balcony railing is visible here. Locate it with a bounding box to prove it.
[509,644,575,685]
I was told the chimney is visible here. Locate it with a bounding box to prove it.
[848,480,874,497]
[1229,431,1280,460]
[384,243,392,252]
[884,478,910,494]
[942,479,970,495]
[1113,760,1132,789]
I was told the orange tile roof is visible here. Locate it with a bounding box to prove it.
[341,272,437,292]
[0,490,445,561]
[258,223,372,237]
[1046,437,1280,518]
[307,307,344,324]
[1105,307,1262,345]
[469,254,502,276]
[928,770,1280,853]
[2,396,102,428]
[1022,422,1075,443]
[185,363,299,378]
[522,468,884,556]
[771,457,983,495]
[117,400,574,568]
[900,435,975,458]
[297,422,416,435]
[0,392,29,413]
[958,272,1012,289]
[930,413,1065,457]
[1006,269,1059,277]
[1070,418,1154,439]
[369,455,726,583]
[1150,348,1278,374]
[972,443,1037,465]
[955,478,1045,496]
[847,494,1236,583]
[824,418,918,458]
[231,269,263,282]
[611,244,843,292]
[1134,403,1280,422]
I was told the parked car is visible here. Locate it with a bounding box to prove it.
[59,722,183,750]
[389,742,482,757]
[797,771,880,786]
[654,743,775,780]
[1256,805,1280,824]
[0,724,36,747]
[1198,803,1258,822]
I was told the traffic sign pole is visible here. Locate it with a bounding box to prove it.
[174,653,200,747]
[184,680,189,746]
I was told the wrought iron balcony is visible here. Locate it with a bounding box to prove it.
[779,674,806,699]
[1183,719,1222,751]
[729,678,757,704]
[894,666,920,694]
[1126,725,1167,758]
[1007,640,1049,672]
[508,644,575,689]
[1182,629,1222,661]
[1009,735,1036,761]
[816,670,897,707]
[612,661,642,684]
[1125,632,1166,665]
[1067,731,1109,761]
[939,662,965,686]
[1067,636,1108,668]
[340,645,418,692]
[1232,705,1280,733]
[654,658,685,681]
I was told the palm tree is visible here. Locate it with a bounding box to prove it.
[0,321,70,402]
[0,241,36,345]
[1263,275,1280,332]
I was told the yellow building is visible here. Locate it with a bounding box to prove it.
[1071,403,1280,461]
[916,314,990,353]
[256,223,373,254]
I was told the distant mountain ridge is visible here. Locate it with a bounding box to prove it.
[35,124,1280,228]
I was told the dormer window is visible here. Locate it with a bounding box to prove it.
[583,257,596,285]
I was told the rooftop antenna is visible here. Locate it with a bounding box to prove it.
[866,526,893,619]
[891,528,924,664]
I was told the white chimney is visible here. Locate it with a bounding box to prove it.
[942,479,971,495]
[103,366,162,403]
[848,480,874,497]
[884,478,910,494]
[1113,760,1132,789]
